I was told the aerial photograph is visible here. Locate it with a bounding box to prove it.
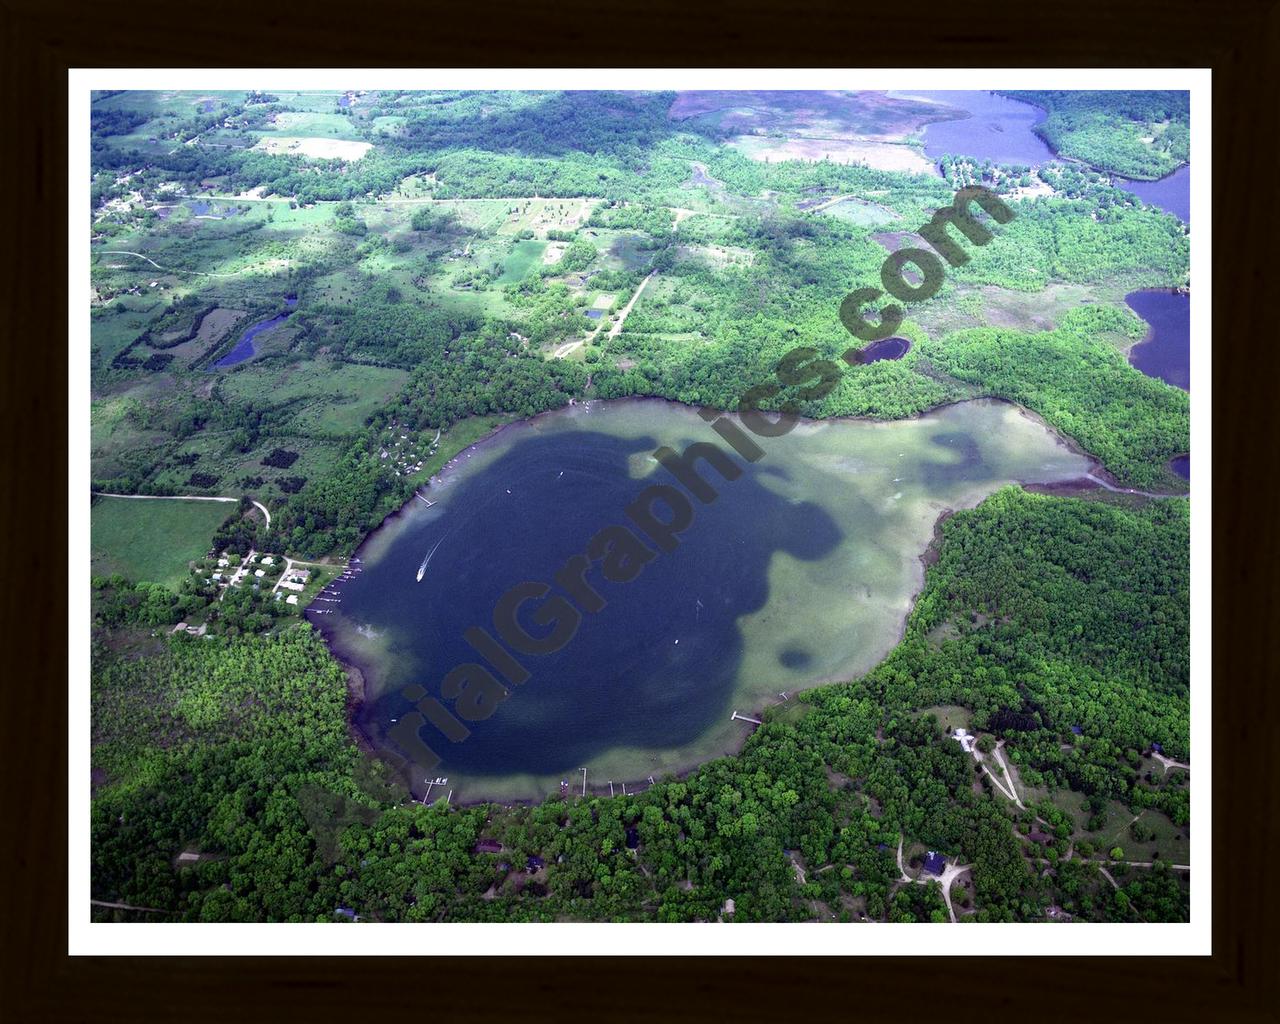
[86,84,1193,927]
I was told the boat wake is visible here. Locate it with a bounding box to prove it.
[416,537,446,582]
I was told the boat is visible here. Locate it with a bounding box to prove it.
[416,537,446,582]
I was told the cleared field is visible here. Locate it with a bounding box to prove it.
[222,360,410,436]
[731,135,937,175]
[820,198,901,227]
[90,299,166,368]
[670,89,953,140]
[370,115,408,137]
[91,496,235,587]
[492,197,595,238]
[251,136,372,161]
[497,240,547,284]
[916,705,973,733]
[142,306,247,368]
[259,111,365,139]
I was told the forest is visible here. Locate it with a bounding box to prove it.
[1002,91,1190,180]
[927,307,1189,488]
[91,489,1188,924]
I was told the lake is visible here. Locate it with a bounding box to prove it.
[1125,289,1190,480]
[889,90,1055,166]
[848,337,910,364]
[1115,165,1191,224]
[314,398,1095,801]
[211,298,298,369]
[1126,290,1190,391]
[892,91,1190,222]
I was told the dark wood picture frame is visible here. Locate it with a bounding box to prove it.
[4,0,1276,1018]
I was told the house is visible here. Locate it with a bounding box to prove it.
[261,556,275,566]
[923,851,947,875]
[625,827,640,850]
[254,569,265,578]
[953,727,976,753]
[286,594,298,605]
[1070,725,1083,735]
[280,579,305,592]
[526,856,545,873]
[1027,830,1053,845]
[473,838,503,854]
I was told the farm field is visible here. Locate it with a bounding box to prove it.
[91,495,234,588]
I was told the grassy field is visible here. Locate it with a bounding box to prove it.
[221,360,410,437]
[91,496,236,587]
[497,239,547,284]
[916,704,974,733]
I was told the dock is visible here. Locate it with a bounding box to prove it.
[731,711,763,725]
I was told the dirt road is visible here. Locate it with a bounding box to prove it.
[95,250,241,279]
[94,492,269,530]
[554,270,656,360]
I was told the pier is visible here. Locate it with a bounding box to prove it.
[731,711,763,725]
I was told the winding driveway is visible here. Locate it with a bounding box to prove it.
[1152,752,1191,773]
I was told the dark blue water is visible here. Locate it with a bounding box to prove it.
[896,90,1055,166]
[211,298,298,369]
[188,200,217,217]
[848,337,910,364]
[1116,165,1191,223]
[327,428,844,779]
[1125,290,1189,392]
[585,309,603,320]
[1125,290,1190,481]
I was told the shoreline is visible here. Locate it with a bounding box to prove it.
[313,393,1149,806]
